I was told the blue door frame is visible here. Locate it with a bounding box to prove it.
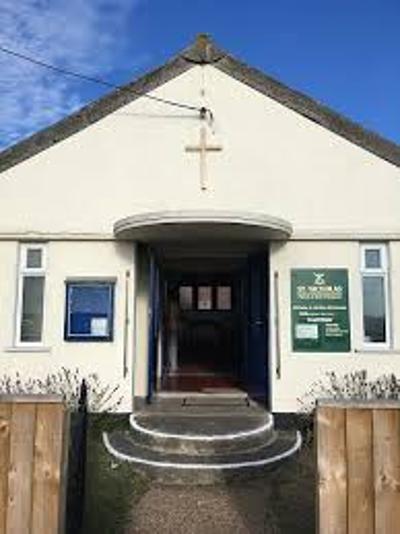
[245,250,269,405]
[146,251,161,402]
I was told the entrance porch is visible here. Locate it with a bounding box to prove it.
[113,209,292,408]
[110,209,297,476]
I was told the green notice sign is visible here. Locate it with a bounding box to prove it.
[291,269,350,352]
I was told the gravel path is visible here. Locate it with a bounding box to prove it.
[125,450,314,534]
[126,483,271,534]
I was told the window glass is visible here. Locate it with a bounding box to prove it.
[17,243,46,345]
[365,249,381,269]
[26,248,43,269]
[197,286,212,310]
[66,283,114,341]
[217,286,232,310]
[179,286,193,310]
[20,276,45,342]
[362,276,386,343]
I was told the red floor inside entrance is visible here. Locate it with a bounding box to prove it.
[162,373,239,392]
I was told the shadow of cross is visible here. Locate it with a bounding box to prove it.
[185,125,223,191]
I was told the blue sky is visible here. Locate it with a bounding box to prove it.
[1,0,399,150]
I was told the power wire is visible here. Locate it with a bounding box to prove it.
[0,44,210,116]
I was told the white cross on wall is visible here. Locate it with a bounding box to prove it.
[185,125,222,191]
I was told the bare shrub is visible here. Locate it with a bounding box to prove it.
[298,369,400,413]
[297,370,400,446]
[0,367,123,412]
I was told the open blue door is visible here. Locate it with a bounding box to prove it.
[147,250,161,403]
[246,251,268,404]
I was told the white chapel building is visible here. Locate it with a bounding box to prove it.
[1,35,400,413]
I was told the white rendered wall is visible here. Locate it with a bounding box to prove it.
[2,238,400,411]
[0,65,399,239]
[0,240,136,411]
[133,245,150,404]
[270,240,400,412]
[1,61,400,411]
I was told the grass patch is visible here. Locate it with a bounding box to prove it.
[82,414,149,534]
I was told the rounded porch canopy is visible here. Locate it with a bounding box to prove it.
[113,210,292,243]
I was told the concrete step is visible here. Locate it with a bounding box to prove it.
[112,426,278,457]
[103,428,302,485]
[128,412,275,454]
[145,392,253,410]
[181,392,251,407]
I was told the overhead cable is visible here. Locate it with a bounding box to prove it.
[0,44,207,115]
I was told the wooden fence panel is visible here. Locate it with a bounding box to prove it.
[31,404,66,534]
[317,406,347,534]
[346,409,374,534]
[0,404,11,534]
[373,409,400,534]
[317,402,400,534]
[0,397,67,534]
[7,403,36,534]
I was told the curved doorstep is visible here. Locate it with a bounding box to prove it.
[129,412,274,441]
[103,430,302,476]
[127,412,276,455]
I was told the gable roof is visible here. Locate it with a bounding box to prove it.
[1,34,400,173]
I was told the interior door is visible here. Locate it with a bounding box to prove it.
[177,278,236,375]
[246,251,268,404]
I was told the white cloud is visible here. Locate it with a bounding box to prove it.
[0,0,144,149]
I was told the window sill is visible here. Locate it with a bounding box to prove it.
[354,348,400,355]
[64,338,113,343]
[4,346,52,354]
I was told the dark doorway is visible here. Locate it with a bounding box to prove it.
[161,257,244,392]
[146,248,269,400]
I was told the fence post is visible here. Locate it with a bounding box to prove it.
[66,379,88,534]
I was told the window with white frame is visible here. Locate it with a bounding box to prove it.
[361,244,390,347]
[16,244,46,344]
